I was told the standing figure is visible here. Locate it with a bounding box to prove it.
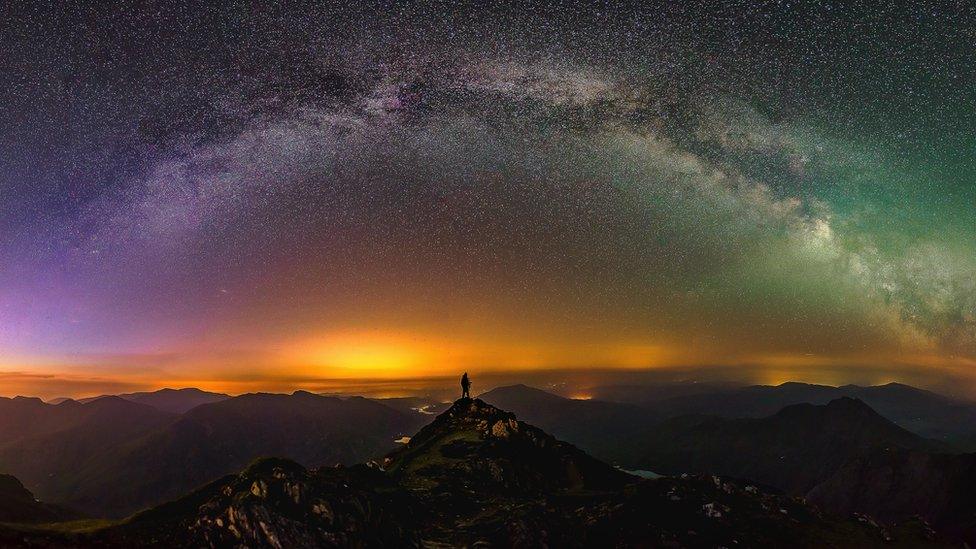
[461,372,471,399]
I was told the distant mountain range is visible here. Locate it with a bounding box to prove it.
[479,383,976,545]
[4,381,976,545]
[0,391,427,517]
[481,381,976,455]
[50,387,231,414]
[593,381,976,450]
[0,399,945,548]
[0,395,177,516]
[478,384,655,463]
[633,397,945,493]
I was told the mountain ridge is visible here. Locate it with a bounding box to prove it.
[73,388,231,414]
[4,396,940,548]
[635,396,945,494]
[0,473,77,524]
[385,397,634,494]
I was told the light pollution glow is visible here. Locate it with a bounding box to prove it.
[2,5,975,400]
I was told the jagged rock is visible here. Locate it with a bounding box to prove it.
[0,399,955,548]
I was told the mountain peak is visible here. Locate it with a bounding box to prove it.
[121,456,413,548]
[398,398,520,452]
[479,384,568,404]
[0,474,31,499]
[774,381,825,388]
[823,396,881,417]
[385,397,633,493]
[773,396,880,421]
[146,387,218,397]
[444,396,513,421]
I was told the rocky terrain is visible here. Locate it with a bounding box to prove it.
[0,391,425,518]
[808,446,976,543]
[0,398,950,548]
[478,384,656,464]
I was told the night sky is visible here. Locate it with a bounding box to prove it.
[2,2,975,398]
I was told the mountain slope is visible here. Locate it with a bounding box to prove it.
[840,383,976,447]
[116,388,230,414]
[55,391,424,517]
[634,382,976,450]
[76,388,230,414]
[808,447,976,543]
[101,458,418,548]
[478,384,654,463]
[589,381,743,406]
[635,397,944,494]
[0,397,176,509]
[385,397,634,493]
[0,396,173,446]
[646,382,850,418]
[0,474,76,523]
[0,398,947,548]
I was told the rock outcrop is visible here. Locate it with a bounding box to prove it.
[384,397,633,494]
[0,398,953,548]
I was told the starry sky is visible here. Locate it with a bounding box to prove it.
[2,1,975,398]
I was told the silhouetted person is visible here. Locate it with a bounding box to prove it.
[461,372,471,399]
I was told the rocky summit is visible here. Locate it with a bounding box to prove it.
[0,398,952,548]
[384,397,633,494]
[95,458,417,548]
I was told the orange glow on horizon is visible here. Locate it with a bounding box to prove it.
[282,330,473,378]
[278,329,683,379]
[5,335,976,400]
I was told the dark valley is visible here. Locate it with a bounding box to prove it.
[3,384,976,547]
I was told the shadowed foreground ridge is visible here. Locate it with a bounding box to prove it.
[0,474,76,524]
[0,398,950,548]
[384,397,633,493]
[0,390,425,518]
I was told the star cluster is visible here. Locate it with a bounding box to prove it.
[1,1,974,397]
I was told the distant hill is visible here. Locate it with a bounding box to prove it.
[386,397,634,494]
[98,458,419,548]
[369,396,447,417]
[602,381,976,450]
[589,380,743,406]
[74,388,231,414]
[479,384,968,474]
[839,383,976,448]
[114,388,230,414]
[0,391,428,518]
[46,391,426,517]
[0,396,176,511]
[5,398,939,548]
[0,395,173,445]
[635,397,944,494]
[478,384,657,463]
[6,383,976,546]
